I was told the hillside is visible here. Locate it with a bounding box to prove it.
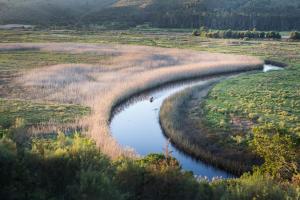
[0,0,117,25]
[0,0,300,30]
[106,0,300,30]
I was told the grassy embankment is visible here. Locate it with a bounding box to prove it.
[160,78,260,175]
[159,31,300,178]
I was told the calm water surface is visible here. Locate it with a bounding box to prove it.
[110,65,282,179]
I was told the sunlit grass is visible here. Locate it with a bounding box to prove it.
[0,98,90,130]
[203,65,300,136]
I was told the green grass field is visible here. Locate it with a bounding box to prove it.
[203,67,300,136]
[0,99,90,130]
[1,29,299,61]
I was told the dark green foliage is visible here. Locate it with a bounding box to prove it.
[192,29,200,36]
[259,31,266,38]
[0,131,298,200]
[266,31,282,39]
[251,124,299,181]
[211,172,299,200]
[115,154,202,200]
[203,30,281,39]
[290,31,300,40]
[1,0,300,30]
[0,132,123,200]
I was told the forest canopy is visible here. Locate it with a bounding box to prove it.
[0,0,300,30]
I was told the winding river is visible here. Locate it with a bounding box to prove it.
[110,64,282,180]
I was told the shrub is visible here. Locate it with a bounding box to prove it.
[0,133,123,200]
[115,154,202,200]
[214,172,299,200]
[251,124,299,181]
[266,31,281,39]
[290,31,300,40]
[0,133,298,200]
[202,30,281,39]
[192,29,200,36]
[259,31,266,38]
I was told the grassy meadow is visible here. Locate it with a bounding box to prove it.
[203,67,300,135]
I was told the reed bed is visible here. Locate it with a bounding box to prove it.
[1,43,263,158]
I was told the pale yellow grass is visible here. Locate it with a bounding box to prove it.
[1,43,263,158]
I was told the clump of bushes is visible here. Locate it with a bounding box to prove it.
[0,124,299,200]
[0,132,123,200]
[290,31,300,40]
[251,124,299,182]
[193,27,282,39]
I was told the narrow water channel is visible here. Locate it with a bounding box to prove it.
[110,64,282,179]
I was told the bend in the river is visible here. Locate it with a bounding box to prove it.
[110,64,283,179]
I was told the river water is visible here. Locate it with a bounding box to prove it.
[110,64,282,179]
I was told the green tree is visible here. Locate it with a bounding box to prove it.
[290,31,300,40]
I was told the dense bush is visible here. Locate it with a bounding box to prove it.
[192,30,200,36]
[115,155,203,200]
[212,172,299,200]
[194,29,282,39]
[251,125,299,182]
[0,132,123,200]
[290,31,300,40]
[0,129,299,200]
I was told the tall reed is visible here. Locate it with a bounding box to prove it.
[1,43,263,158]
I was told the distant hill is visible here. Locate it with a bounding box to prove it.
[0,0,117,25]
[0,0,299,30]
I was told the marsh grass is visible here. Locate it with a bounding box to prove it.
[0,98,90,133]
[0,43,262,158]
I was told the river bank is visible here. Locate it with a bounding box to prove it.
[160,78,258,175]
[160,62,299,176]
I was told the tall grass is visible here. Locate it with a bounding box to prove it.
[1,43,263,158]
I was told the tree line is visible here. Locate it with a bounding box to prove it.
[192,28,282,39]
[192,28,300,40]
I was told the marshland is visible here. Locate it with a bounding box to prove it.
[1,0,300,199]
